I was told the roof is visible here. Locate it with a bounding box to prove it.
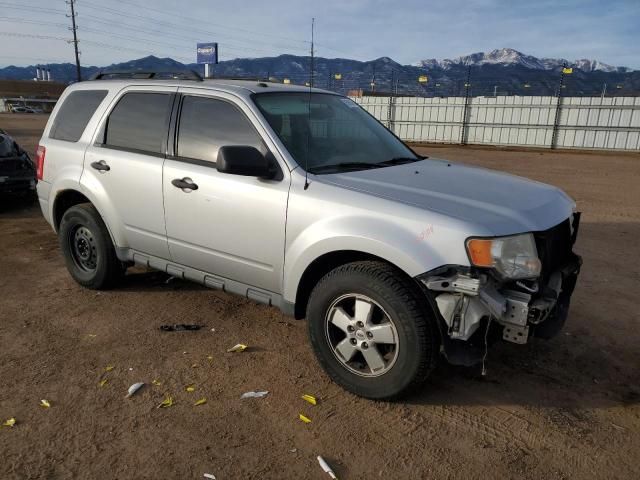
[69,78,333,99]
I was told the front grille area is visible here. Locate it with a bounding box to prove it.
[534,218,573,279]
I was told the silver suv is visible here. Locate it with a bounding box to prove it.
[36,72,581,399]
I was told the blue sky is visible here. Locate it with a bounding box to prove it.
[0,0,638,68]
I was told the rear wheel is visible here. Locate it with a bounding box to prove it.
[59,203,124,289]
[307,261,438,400]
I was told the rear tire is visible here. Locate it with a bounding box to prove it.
[59,203,124,289]
[307,261,438,400]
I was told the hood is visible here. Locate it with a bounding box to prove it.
[315,158,575,236]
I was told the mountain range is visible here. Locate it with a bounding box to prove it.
[1,48,637,96]
[415,48,631,73]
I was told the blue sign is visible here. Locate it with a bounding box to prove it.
[197,43,218,64]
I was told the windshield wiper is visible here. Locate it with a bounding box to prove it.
[308,162,384,174]
[377,156,422,166]
[308,157,423,174]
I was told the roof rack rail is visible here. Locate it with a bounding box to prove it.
[89,70,203,81]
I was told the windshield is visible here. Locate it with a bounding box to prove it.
[253,93,419,173]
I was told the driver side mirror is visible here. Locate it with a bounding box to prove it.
[216,146,278,179]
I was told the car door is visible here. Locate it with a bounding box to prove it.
[163,90,290,294]
[82,87,176,259]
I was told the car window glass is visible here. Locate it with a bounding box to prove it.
[49,90,108,142]
[177,96,264,163]
[254,93,416,171]
[104,92,173,154]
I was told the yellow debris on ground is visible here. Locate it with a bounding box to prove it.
[301,394,317,405]
[299,413,312,424]
[2,418,16,427]
[157,396,174,408]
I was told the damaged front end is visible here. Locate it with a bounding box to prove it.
[417,214,582,366]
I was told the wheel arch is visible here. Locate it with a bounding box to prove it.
[51,188,120,250]
[52,189,91,231]
[292,249,427,320]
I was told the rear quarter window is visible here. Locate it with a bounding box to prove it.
[49,90,108,142]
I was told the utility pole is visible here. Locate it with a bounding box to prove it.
[67,0,81,82]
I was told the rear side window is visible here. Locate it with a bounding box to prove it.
[177,96,263,163]
[49,90,108,142]
[104,92,173,155]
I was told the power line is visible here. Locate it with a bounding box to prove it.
[0,2,66,15]
[78,16,283,57]
[112,0,309,46]
[0,32,69,42]
[0,17,258,64]
[80,0,308,56]
[0,29,192,65]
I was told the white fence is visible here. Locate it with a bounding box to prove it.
[351,95,640,151]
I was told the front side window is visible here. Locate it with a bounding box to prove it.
[104,92,173,154]
[253,93,418,173]
[177,96,264,163]
[49,90,108,142]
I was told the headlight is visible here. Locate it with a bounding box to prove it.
[466,233,541,280]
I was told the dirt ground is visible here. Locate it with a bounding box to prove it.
[1,113,639,480]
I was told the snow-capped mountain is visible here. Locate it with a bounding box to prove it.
[416,48,629,73]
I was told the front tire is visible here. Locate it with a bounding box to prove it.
[58,203,124,289]
[307,261,438,400]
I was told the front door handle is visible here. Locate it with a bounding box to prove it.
[171,177,199,191]
[91,160,110,172]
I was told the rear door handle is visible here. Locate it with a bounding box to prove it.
[171,177,198,191]
[91,160,110,172]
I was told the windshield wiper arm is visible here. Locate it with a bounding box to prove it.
[308,162,384,173]
[377,156,422,166]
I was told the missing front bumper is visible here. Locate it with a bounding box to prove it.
[419,253,581,346]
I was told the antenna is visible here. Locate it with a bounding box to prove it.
[304,17,314,190]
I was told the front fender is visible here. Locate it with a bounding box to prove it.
[282,214,469,304]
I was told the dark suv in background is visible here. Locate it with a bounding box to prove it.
[0,128,36,197]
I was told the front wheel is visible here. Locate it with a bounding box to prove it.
[307,261,439,400]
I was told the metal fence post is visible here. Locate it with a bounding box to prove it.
[460,65,471,145]
[387,70,395,131]
[551,65,566,149]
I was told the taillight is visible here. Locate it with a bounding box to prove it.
[35,145,45,180]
